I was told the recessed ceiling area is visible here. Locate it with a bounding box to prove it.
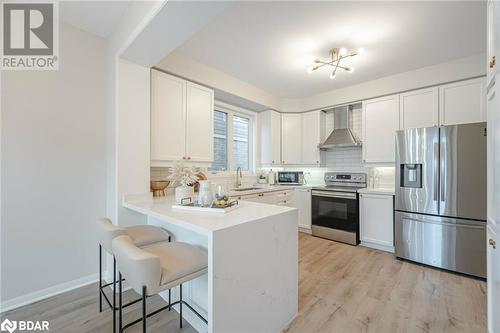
[172,1,486,99]
[59,1,131,38]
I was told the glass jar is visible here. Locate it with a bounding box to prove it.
[198,180,213,207]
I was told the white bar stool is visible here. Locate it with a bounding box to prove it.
[96,218,172,333]
[112,235,208,333]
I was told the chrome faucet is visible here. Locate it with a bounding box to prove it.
[235,166,242,188]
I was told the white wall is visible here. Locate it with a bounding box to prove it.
[106,1,165,228]
[156,50,282,111]
[283,53,486,112]
[116,59,151,227]
[1,23,107,307]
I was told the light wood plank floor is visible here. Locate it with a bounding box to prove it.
[2,233,487,333]
[285,233,487,333]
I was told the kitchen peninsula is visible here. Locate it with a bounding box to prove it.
[123,194,299,333]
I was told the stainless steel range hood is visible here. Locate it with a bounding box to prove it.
[319,104,362,149]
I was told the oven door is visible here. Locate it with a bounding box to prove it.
[311,190,359,245]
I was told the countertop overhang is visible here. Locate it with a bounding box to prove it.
[123,193,297,236]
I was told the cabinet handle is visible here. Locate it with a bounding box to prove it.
[187,157,191,160]
[490,56,496,69]
[182,157,186,160]
[272,160,275,164]
[282,161,285,164]
[489,238,496,249]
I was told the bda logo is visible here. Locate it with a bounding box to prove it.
[0,319,17,333]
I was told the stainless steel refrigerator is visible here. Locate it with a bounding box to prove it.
[395,122,487,278]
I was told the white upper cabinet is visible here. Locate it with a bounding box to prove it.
[301,111,324,165]
[439,77,486,126]
[260,110,281,165]
[362,94,400,164]
[151,70,186,161]
[185,82,214,162]
[281,113,302,165]
[399,87,438,129]
[151,70,214,164]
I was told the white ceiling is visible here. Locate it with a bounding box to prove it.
[59,1,131,38]
[174,1,486,99]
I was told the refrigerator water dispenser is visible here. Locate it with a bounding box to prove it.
[400,164,422,188]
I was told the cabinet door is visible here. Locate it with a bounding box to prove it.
[151,70,186,161]
[239,194,260,202]
[359,193,394,252]
[260,192,277,204]
[275,190,295,206]
[399,87,438,129]
[487,0,497,87]
[281,113,302,164]
[293,188,311,230]
[439,78,486,125]
[487,224,500,333]
[301,111,323,165]
[362,95,400,164]
[185,82,214,162]
[260,110,281,165]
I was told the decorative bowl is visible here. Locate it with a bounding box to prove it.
[150,180,170,197]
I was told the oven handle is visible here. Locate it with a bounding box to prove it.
[312,190,357,199]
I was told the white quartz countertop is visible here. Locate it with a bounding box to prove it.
[228,184,314,197]
[357,187,395,195]
[123,194,296,236]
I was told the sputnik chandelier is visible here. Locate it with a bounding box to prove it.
[308,47,364,79]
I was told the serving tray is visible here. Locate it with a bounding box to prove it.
[172,200,239,214]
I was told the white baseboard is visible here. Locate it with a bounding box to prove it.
[0,273,99,313]
[360,241,395,253]
[298,226,312,234]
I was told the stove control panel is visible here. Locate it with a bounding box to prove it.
[324,172,367,185]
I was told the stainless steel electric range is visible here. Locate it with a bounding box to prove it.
[311,172,367,245]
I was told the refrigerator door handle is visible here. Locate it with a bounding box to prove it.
[440,142,446,202]
[400,216,485,230]
[433,142,439,201]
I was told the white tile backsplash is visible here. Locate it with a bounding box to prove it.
[151,167,257,193]
[324,147,365,172]
[367,167,395,189]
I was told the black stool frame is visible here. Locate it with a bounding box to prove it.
[118,274,208,333]
[98,236,171,333]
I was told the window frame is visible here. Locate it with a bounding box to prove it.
[209,101,256,175]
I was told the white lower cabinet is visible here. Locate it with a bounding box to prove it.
[293,188,311,231]
[234,188,311,230]
[359,193,394,252]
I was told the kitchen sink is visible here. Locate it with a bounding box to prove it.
[231,187,261,192]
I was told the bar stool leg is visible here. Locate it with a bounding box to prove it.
[99,244,102,313]
[113,258,116,333]
[142,286,147,333]
[179,284,183,329]
[119,272,122,333]
[168,236,171,312]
